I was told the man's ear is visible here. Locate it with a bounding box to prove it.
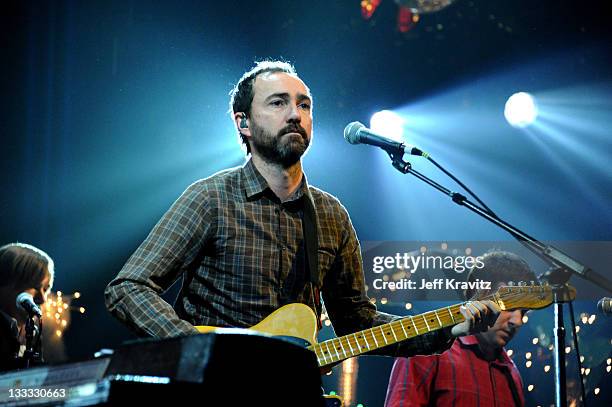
[234,112,250,137]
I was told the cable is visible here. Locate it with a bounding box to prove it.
[427,156,499,219]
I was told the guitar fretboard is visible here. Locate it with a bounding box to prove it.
[309,285,548,368]
[309,304,464,367]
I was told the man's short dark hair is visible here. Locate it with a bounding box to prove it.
[228,60,297,154]
[465,251,537,300]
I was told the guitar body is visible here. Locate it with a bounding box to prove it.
[195,303,319,346]
[196,305,342,405]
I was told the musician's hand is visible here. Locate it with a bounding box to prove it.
[451,300,500,337]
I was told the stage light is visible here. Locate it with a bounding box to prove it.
[370,110,404,141]
[504,92,538,128]
[340,359,359,407]
[42,290,86,340]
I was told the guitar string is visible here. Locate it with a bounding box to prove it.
[317,292,524,363]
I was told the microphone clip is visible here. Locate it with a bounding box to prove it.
[387,150,412,174]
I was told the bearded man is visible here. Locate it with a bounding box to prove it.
[105,60,497,359]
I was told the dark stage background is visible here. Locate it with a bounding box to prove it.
[1,1,611,405]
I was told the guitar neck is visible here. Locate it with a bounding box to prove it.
[309,283,562,368]
[310,303,465,368]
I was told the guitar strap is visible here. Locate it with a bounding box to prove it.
[302,190,322,330]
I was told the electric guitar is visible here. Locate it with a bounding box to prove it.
[196,283,573,370]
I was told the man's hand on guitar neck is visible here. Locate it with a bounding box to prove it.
[451,300,501,337]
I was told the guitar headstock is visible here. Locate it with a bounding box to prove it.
[494,283,576,311]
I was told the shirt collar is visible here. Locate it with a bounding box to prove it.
[457,335,514,366]
[457,335,480,346]
[241,158,311,203]
[242,158,271,199]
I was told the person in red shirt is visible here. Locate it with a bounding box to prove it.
[385,251,536,407]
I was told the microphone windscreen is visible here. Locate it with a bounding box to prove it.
[16,292,34,307]
[16,292,42,317]
[598,297,611,315]
[343,121,365,144]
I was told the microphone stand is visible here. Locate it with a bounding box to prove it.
[23,315,42,369]
[385,148,612,407]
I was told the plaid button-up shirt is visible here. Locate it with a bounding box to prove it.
[105,159,451,357]
[385,335,525,406]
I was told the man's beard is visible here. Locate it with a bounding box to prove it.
[250,121,310,168]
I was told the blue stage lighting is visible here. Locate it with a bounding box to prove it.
[370,110,404,141]
[504,92,538,128]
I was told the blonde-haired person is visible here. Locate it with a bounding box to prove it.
[0,243,53,371]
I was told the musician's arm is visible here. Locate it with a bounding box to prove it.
[321,206,453,357]
[104,182,211,338]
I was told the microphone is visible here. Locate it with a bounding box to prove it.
[598,297,611,315]
[343,121,426,157]
[16,293,42,317]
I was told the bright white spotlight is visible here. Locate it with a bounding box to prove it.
[504,92,538,128]
[370,110,404,141]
